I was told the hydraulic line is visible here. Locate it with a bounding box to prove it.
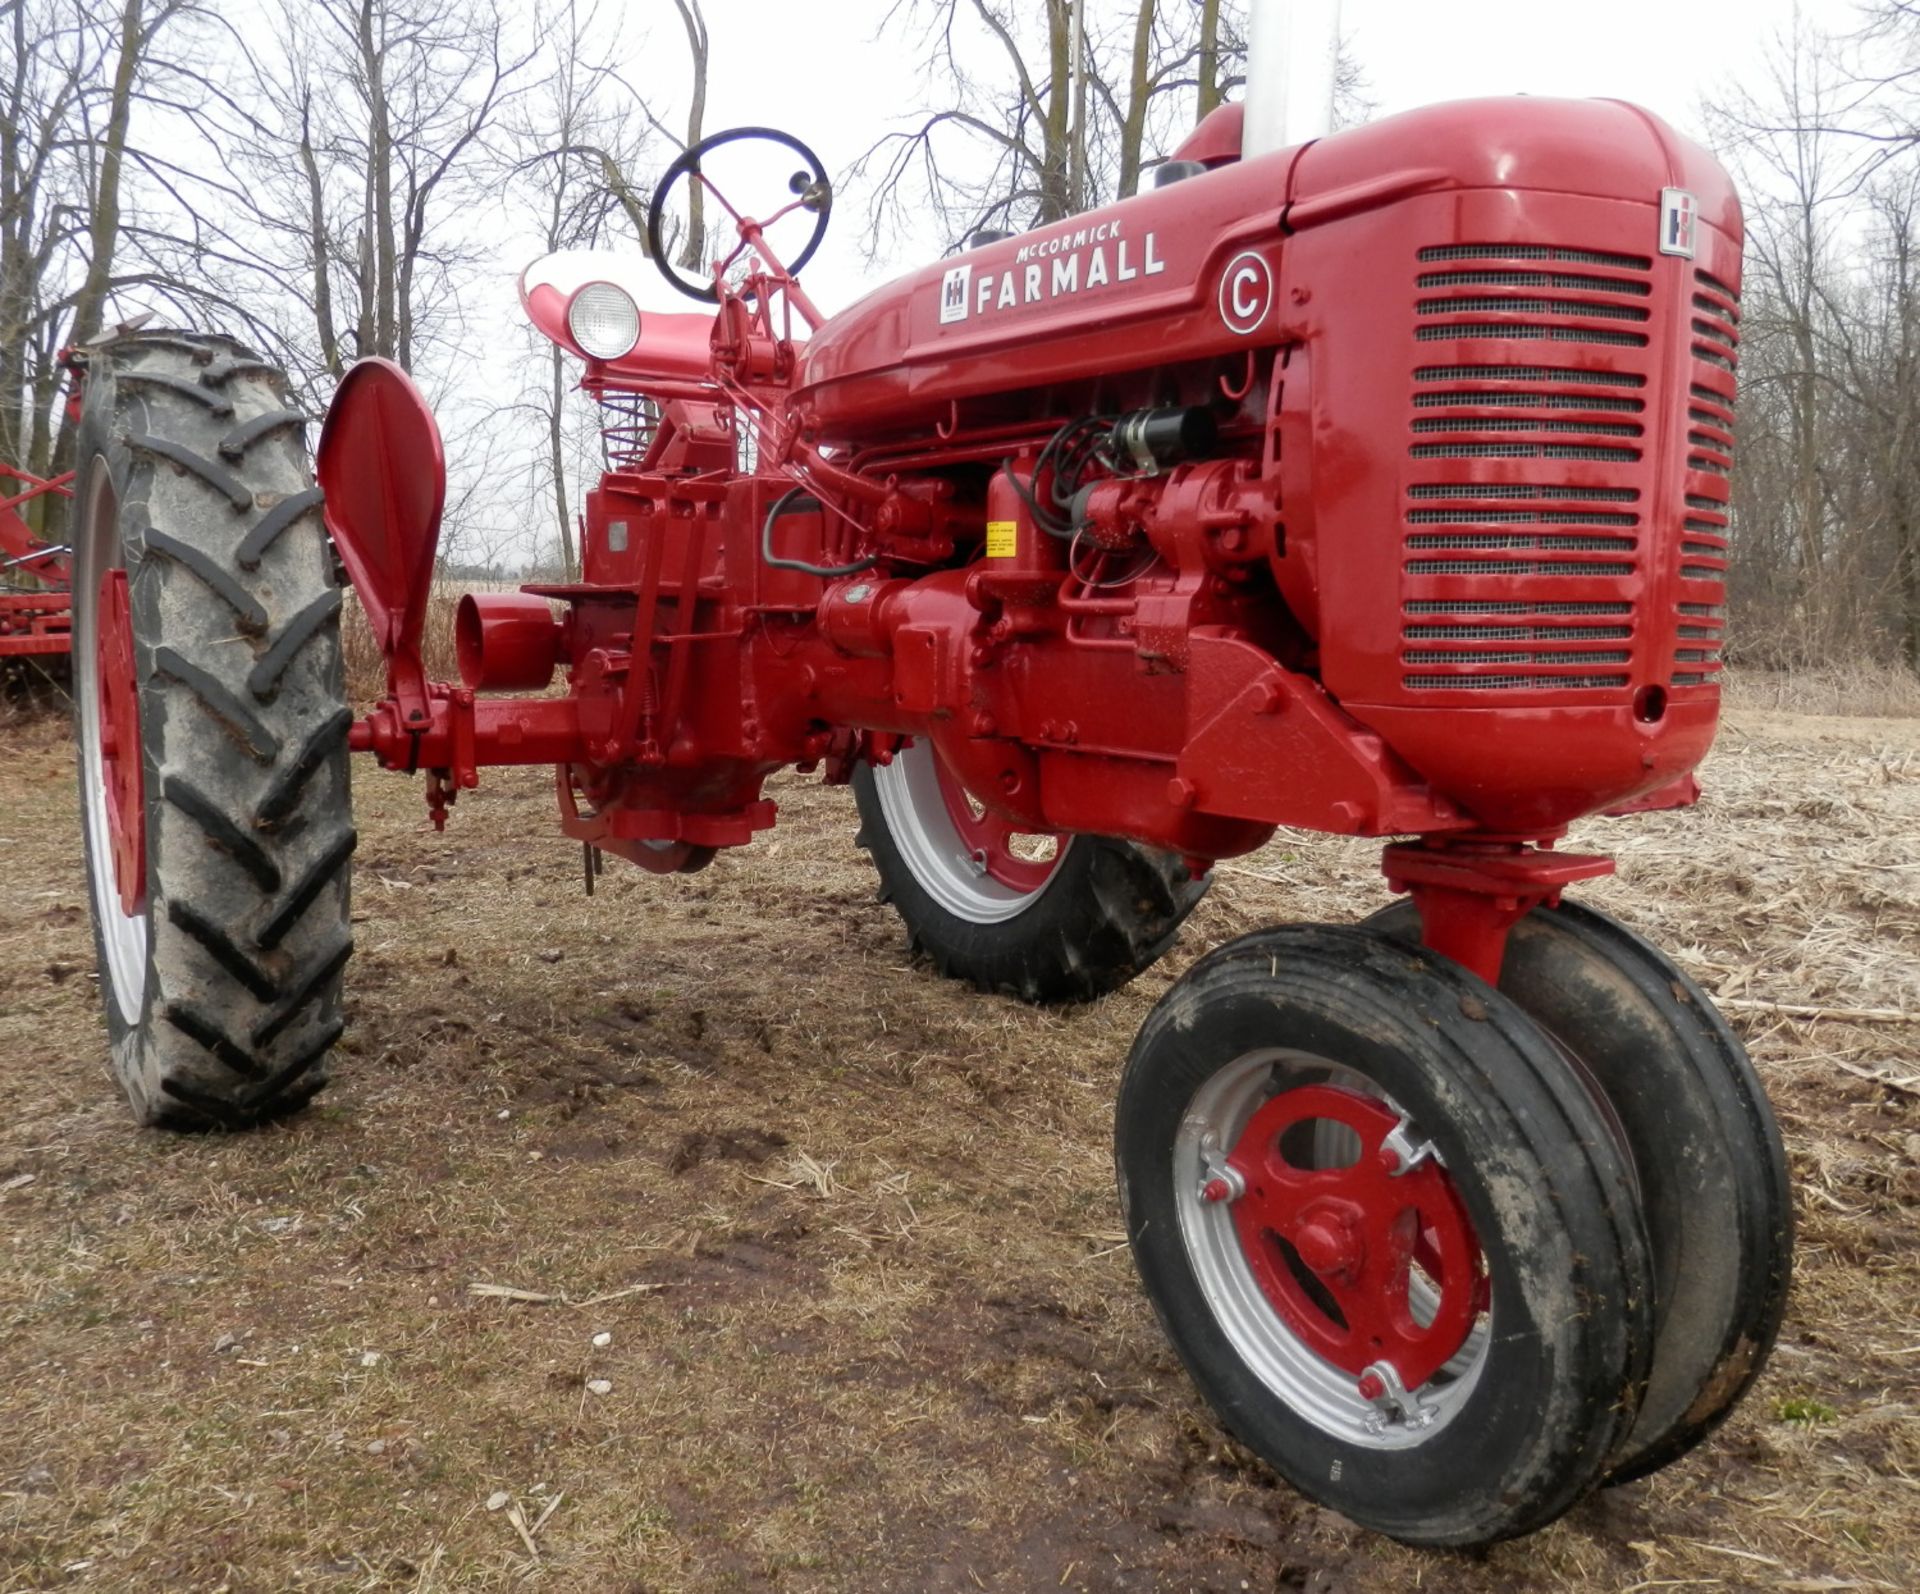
[761,485,878,577]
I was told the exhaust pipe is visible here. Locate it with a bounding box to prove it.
[1242,0,1343,159]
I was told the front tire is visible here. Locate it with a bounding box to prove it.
[1116,924,1654,1546]
[1367,897,1793,1483]
[852,739,1207,1002]
[71,331,353,1128]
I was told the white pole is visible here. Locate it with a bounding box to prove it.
[1242,0,1343,159]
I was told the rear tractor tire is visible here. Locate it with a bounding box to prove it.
[71,330,353,1128]
[852,738,1208,1002]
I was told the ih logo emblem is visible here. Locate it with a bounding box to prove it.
[1660,187,1697,259]
[939,262,972,324]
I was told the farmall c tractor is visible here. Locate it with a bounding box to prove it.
[63,47,1791,1547]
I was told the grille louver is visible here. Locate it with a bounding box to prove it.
[1400,243,1656,692]
[1675,270,1737,690]
[1396,242,1738,698]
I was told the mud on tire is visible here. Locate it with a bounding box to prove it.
[1116,924,1656,1546]
[1367,896,1793,1484]
[71,331,351,1128]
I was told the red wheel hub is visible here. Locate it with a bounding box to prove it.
[931,753,1062,893]
[95,567,145,916]
[1223,1083,1484,1392]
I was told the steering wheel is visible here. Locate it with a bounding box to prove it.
[645,126,832,304]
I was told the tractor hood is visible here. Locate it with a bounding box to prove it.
[790,96,1737,447]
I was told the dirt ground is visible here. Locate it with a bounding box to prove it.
[2,697,1917,1593]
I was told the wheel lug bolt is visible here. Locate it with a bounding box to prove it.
[1378,1145,1401,1173]
[1357,1371,1385,1401]
[1200,1176,1232,1204]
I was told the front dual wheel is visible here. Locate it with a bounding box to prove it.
[1118,911,1792,1545]
[1119,924,1655,1545]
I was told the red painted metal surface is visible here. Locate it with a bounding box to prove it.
[1382,841,1617,985]
[94,567,145,914]
[1223,1084,1482,1389]
[315,357,446,722]
[0,461,75,661]
[455,592,562,692]
[331,94,1743,982]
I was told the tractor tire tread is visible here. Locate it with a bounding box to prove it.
[117,371,233,415]
[152,645,281,761]
[220,408,307,459]
[72,329,352,1129]
[160,772,283,891]
[237,486,325,571]
[143,527,269,633]
[260,705,353,826]
[164,899,278,1002]
[257,827,357,951]
[248,588,341,701]
[126,433,253,509]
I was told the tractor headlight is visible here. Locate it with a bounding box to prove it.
[567,282,640,360]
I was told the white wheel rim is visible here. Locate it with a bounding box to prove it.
[73,457,149,1026]
[1174,1050,1492,1450]
[870,740,1069,924]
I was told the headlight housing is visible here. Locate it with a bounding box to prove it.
[567,282,640,360]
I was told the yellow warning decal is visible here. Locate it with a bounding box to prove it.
[986,520,1018,558]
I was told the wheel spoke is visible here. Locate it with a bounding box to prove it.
[693,169,747,229]
[928,752,1061,894]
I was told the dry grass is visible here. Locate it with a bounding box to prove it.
[339,586,480,707]
[1722,659,1920,719]
[1,707,1917,1592]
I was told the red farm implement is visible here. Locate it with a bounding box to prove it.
[61,55,1789,1548]
[0,459,73,667]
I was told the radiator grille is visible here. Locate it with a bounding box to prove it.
[1674,269,1737,692]
[1401,241,1656,692]
[1398,241,1737,697]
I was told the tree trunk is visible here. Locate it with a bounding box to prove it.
[66,0,144,348]
[298,92,343,377]
[1037,0,1071,223]
[1116,0,1157,199]
[671,0,708,272]
[1196,0,1223,122]
[548,342,577,580]
[357,0,398,361]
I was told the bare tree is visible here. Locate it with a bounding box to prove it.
[1854,176,1920,668]
[0,0,202,534]
[849,1,1365,255]
[667,0,708,270]
[1700,6,1920,673]
[212,0,535,390]
[852,0,1095,249]
[1711,17,1867,661]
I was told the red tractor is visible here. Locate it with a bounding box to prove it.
[64,80,1789,1546]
